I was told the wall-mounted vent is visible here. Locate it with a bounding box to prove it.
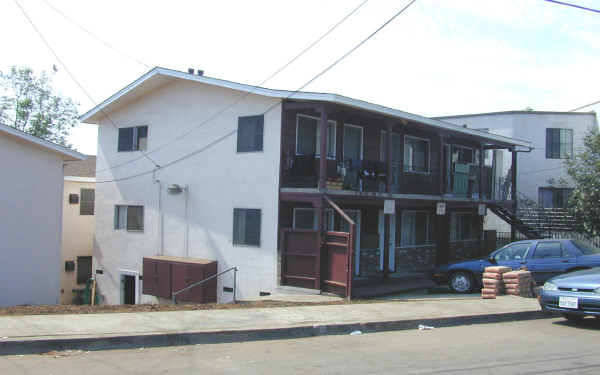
[197,70,204,76]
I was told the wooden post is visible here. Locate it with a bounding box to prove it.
[315,198,323,290]
[479,143,485,200]
[386,121,393,193]
[383,213,390,281]
[511,149,518,242]
[91,278,96,307]
[318,105,328,191]
[439,136,445,196]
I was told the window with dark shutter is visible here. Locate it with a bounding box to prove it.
[233,208,261,246]
[118,126,148,152]
[546,128,573,159]
[126,206,144,231]
[77,256,92,284]
[237,115,264,152]
[80,188,95,215]
[118,127,134,151]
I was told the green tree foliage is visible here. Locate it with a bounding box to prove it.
[0,66,78,146]
[566,125,600,236]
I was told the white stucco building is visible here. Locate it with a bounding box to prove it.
[0,124,85,307]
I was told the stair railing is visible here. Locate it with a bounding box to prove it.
[172,266,238,304]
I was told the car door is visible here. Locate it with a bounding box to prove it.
[526,241,575,284]
[492,242,534,270]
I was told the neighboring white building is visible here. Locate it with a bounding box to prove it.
[0,123,85,307]
[81,68,530,304]
[437,111,599,232]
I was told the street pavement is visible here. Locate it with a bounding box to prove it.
[1,316,599,374]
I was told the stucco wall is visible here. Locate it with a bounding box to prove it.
[93,79,282,304]
[60,179,95,304]
[0,134,64,307]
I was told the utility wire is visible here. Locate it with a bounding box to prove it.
[95,0,418,184]
[570,99,600,112]
[94,0,370,174]
[13,0,160,168]
[542,0,600,14]
[41,0,151,69]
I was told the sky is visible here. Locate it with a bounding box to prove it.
[1,0,599,155]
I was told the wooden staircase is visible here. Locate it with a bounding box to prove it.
[488,205,542,239]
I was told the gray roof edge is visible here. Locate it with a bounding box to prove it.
[0,123,85,160]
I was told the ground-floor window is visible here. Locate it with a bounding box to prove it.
[400,211,433,246]
[233,208,261,246]
[292,208,334,231]
[450,213,479,241]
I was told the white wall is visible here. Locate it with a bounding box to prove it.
[0,134,64,306]
[93,79,282,304]
[441,112,598,202]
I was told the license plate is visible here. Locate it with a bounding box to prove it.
[559,296,578,309]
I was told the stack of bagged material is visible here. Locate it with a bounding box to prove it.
[481,266,512,299]
[503,270,536,298]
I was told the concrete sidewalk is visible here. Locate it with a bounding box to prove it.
[0,296,547,355]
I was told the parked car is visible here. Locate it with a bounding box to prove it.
[431,239,600,293]
[539,267,600,322]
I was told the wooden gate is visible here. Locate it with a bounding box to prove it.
[280,229,320,290]
[321,231,351,296]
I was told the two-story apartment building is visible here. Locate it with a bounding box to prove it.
[80,67,530,303]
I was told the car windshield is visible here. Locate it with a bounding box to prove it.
[571,240,600,255]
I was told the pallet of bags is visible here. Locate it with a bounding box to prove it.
[502,270,536,298]
[481,266,512,299]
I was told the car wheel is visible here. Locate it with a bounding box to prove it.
[449,271,474,293]
[562,314,584,323]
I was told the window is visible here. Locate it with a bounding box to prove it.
[233,208,261,246]
[69,194,79,204]
[493,242,532,262]
[292,208,334,231]
[451,213,479,241]
[118,126,148,152]
[452,145,473,164]
[80,188,95,215]
[114,205,144,231]
[76,256,92,284]
[237,115,264,152]
[404,136,429,173]
[538,187,573,208]
[533,242,563,258]
[400,211,433,246]
[546,128,573,159]
[296,114,336,158]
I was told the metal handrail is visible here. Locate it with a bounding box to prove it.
[172,266,238,304]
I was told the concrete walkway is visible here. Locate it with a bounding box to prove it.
[0,296,546,355]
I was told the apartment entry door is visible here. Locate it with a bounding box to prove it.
[378,210,396,272]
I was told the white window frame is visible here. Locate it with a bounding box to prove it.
[400,210,433,248]
[292,208,334,231]
[118,269,140,305]
[403,135,431,174]
[295,114,336,159]
[450,212,478,242]
[343,123,364,160]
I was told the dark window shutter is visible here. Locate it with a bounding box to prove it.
[233,208,242,244]
[127,206,144,231]
[118,128,134,151]
[255,116,264,151]
[237,115,264,152]
[136,126,148,151]
[80,188,95,215]
[245,209,261,246]
[545,128,552,158]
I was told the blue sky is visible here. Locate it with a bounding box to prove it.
[1,0,598,154]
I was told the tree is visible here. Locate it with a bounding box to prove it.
[0,66,78,146]
[566,125,600,236]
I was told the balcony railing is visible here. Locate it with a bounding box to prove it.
[338,159,387,193]
[390,165,440,195]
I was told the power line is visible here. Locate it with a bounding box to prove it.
[542,0,600,14]
[94,0,370,174]
[41,0,151,69]
[570,99,600,112]
[96,0,418,183]
[13,0,160,168]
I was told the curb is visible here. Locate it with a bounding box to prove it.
[0,310,553,356]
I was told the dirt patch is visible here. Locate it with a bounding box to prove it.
[0,299,377,317]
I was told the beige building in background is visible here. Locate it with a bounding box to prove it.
[60,156,96,304]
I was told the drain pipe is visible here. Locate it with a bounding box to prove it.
[184,185,189,257]
[152,169,164,256]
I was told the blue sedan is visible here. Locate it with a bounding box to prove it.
[431,239,600,293]
[539,268,600,322]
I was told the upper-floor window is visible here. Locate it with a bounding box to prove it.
[233,208,261,246]
[538,187,573,208]
[546,128,573,159]
[118,126,148,152]
[80,188,95,216]
[237,115,264,152]
[114,205,144,231]
[404,136,429,173]
[296,114,336,159]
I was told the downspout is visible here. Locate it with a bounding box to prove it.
[184,185,189,258]
[152,169,163,256]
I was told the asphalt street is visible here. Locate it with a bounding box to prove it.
[1,316,599,374]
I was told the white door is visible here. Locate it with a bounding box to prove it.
[340,210,361,276]
[378,210,396,271]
